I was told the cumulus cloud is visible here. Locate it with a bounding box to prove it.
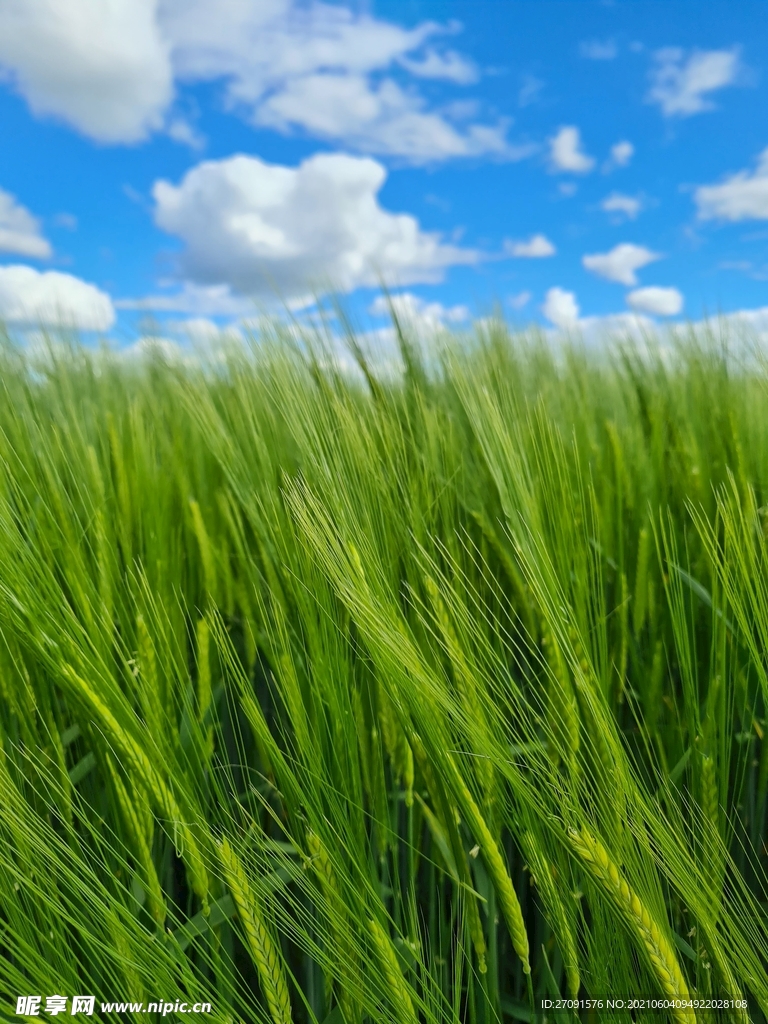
[504,234,556,258]
[549,126,595,174]
[582,243,661,286]
[0,1,520,161]
[730,306,768,333]
[626,286,683,316]
[164,1,506,162]
[0,265,115,329]
[541,293,654,342]
[309,291,472,378]
[542,287,580,329]
[606,140,634,169]
[713,306,768,344]
[0,188,51,258]
[601,193,642,221]
[580,39,617,60]
[695,147,768,221]
[151,152,479,300]
[369,291,470,330]
[116,281,255,316]
[167,315,244,343]
[399,49,478,84]
[251,74,516,163]
[0,0,172,142]
[681,307,768,351]
[647,47,741,117]
[166,117,206,149]
[120,336,186,361]
[574,311,655,343]
[162,0,432,84]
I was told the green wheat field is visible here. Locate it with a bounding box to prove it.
[3,317,768,1024]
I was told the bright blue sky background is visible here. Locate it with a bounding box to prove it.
[0,0,766,345]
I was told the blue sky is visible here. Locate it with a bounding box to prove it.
[0,0,767,346]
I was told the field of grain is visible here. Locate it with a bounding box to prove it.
[1,321,768,1024]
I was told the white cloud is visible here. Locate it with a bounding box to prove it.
[163,1,500,161]
[549,126,595,174]
[518,75,544,108]
[351,292,471,378]
[626,286,683,316]
[0,188,51,258]
[166,117,206,149]
[369,291,470,331]
[116,281,255,316]
[399,49,478,84]
[162,0,431,83]
[728,306,768,331]
[54,212,77,230]
[167,315,244,343]
[601,193,642,221]
[542,287,579,329]
[582,243,661,285]
[0,0,172,142]
[0,0,521,162]
[126,336,240,369]
[508,291,531,310]
[694,147,768,221]
[718,260,754,273]
[151,152,479,300]
[682,307,768,350]
[607,140,634,168]
[716,306,768,343]
[580,39,617,60]
[0,265,115,329]
[541,296,654,343]
[122,324,247,365]
[647,47,741,117]
[251,73,517,163]
[574,311,655,343]
[122,336,186,362]
[504,234,556,258]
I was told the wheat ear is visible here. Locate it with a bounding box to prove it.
[568,828,694,1023]
[219,837,293,1024]
[700,754,725,910]
[107,758,166,926]
[522,831,579,998]
[62,664,210,905]
[541,622,580,778]
[306,830,359,1019]
[367,915,418,1024]
[448,763,530,974]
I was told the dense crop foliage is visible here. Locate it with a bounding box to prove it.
[1,322,768,1024]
